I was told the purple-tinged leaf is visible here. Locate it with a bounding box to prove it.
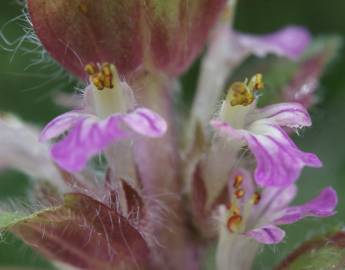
[191,163,207,220]
[28,0,227,79]
[2,193,150,270]
[121,180,145,222]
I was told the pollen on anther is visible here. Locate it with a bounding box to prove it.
[102,63,112,76]
[104,75,114,89]
[233,175,244,189]
[235,189,245,199]
[251,191,261,205]
[227,214,242,233]
[85,63,98,76]
[250,73,264,91]
[91,74,105,90]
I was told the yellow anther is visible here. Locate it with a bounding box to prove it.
[104,75,114,89]
[101,63,112,77]
[227,214,242,233]
[249,73,264,91]
[227,82,254,106]
[235,189,245,199]
[84,63,98,76]
[227,73,265,107]
[233,175,244,189]
[250,191,261,205]
[86,62,120,91]
[91,74,105,90]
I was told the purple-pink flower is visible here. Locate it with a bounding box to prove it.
[236,26,311,61]
[191,17,312,131]
[211,75,321,187]
[219,168,337,245]
[0,1,340,269]
[40,64,167,172]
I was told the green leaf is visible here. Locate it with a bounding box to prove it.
[0,212,27,228]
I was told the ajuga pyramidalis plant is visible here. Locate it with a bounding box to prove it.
[0,1,340,269]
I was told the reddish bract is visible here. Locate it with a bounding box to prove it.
[28,0,226,79]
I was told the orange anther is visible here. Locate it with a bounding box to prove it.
[233,175,244,189]
[227,214,242,233]
[235,189,245,199]
[251,191,261,205]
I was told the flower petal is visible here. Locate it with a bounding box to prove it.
[257,185,298,216]
[51,115,127,172]
[237,26,311,60]
[210,119,244,140]
[245,125,321,187]
[212,117,321,187]
[252,185,298,224]
[123,108,167,137]
[251,102,312,128]
[0,115,62,183]
[245,225,285,244]
[40,111,84,141]
[275,187,337,225]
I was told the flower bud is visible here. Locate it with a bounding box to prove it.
[28,0,227,79]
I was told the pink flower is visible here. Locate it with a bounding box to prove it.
[236,26,311,61]
[40,64,167,172]
[211,75,321,187]
[191,22,311,130]
[221,168,337,245]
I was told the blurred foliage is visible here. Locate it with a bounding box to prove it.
[275,231,345,270]
[0,0,345,269]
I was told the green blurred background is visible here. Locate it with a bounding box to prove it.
[0,0,345,269]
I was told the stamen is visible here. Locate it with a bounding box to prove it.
[227,214,242,233]
[85,62,119,91]
[102,63,114,88]
[226,73,265,107]
[250,191,261,205]
[101,63,112,76]
[84,63,98,76]
[91,74,105,90]
[233,175,244,189]
[249,73,264,91]
[228,82,254,106]
[234,189,245,199]
[103,75,114,89]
